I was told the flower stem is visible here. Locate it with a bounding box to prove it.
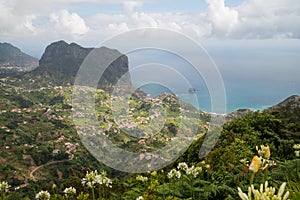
[173,180,175,198]
[264,169,268,182]
[168,181,171,197]
[250,173,255,186]
[91,187,95,200]
[98,186,101,200]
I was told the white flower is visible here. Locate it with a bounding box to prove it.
[136,196,144,200]
[177,162,188,172]
[0,181,10,193]
[167,169,181,179]
[283,191,290,200]
[237,181,289,200]
[238,187,249,200]
[256,145,271,159]
[93,171,112,188]
[35,190,51,200]
[295,150,300,157]
[186,166,202,178]
[82,170,98,188]
[102,177,112,188]
[192,166,202,178]
[293,144,300,150]
[176,170,181,179]
[277,182,287,198]
[167,169,174,179]
[95,174,104,185]
[63,187,76,197]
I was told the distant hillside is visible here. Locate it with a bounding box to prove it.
[225,95,300,124]
[0,42,38,77]
[265,95,300,142]
[266,95,300,122]
[24,41,130,90]
[226,108,253,121]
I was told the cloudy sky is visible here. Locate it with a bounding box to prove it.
[1,0,300,111]
[1,0,300,55]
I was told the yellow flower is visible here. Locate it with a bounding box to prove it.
[249,156,260,173]
[264,145,270,159]
[151,171,157,177]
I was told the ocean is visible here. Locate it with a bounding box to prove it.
[127,45,300,114]
[132,80,300,114]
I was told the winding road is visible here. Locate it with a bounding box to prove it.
[29,160,68,181]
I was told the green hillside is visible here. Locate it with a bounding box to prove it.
[0,80,213,199]
[0,42,299,200]
[0,78,299,199]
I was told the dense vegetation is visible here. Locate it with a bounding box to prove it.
[0,77,300,199]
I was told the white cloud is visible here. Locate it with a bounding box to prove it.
[205,0,238,36]
[87,12,210,38]
[107,22,130,33]
[123,1,143,13]
[0,2,38,37]
[1,0,300,55]
[231,0,300,39]
[23,15,37,34]
[50,10,89,36]
[85,0,300,40]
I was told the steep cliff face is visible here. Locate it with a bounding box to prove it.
[30,40,130,89]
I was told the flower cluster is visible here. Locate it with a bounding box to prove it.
[246,145,276,173]
[249,156,276,173]
[167,168,181,179]
[35,190,51,200]
[97,171,113,188]
[177,162,189,171]
[136,175,148,182]
[0,181,10,193]
[136,196,144,200]
[82,170,112,188]
[176,162,205,178]
[102,176,113,188]
[82,170,98,188]
[256,145,271,159]
[293,144,300,157]
[186,166,203,178]
[238,181,289,200]
[63,187,76,197]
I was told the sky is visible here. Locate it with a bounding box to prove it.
[1,0,300,56]
[1,0,300,111]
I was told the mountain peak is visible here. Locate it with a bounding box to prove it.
[0,42,38,77]
[29,41,130,89]
[40,41,91,64]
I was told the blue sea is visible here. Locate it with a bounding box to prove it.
[127,47,300,114]
[132,80,299,114]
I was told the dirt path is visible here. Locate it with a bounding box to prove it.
[29,160,68,181]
